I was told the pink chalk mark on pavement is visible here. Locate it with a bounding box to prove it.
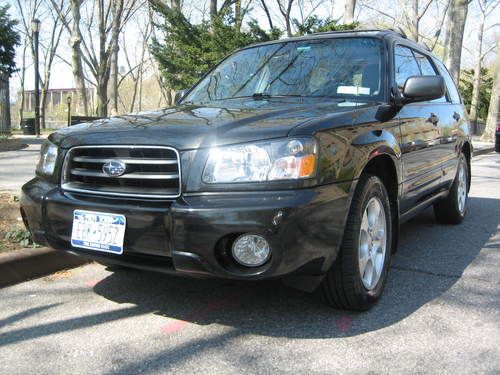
[85,279,100,288]
[160,292,240,335]
[161,319,190,334]
[336,316,352,332]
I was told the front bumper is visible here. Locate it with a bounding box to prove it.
[21,178,353,280]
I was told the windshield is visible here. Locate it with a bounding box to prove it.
[184,37,385,105]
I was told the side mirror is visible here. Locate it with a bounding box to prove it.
[174,89,188,105]
[402,76,445,104]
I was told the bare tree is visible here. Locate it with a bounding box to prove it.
[15,39,28,127]
[469,0,499,133]
[78,0,138,117]
[443,0,470,84]
[260,0,274,29]
[277,0,295,37]
[50,0,89,115]
[361,0,446,45]
[109,0,125,115]
[40,1,66,129]
[209,0,236,24]
[344,0,357,24]
[13,0,41,125]
[481,36,499,141]
[70,0,89,115]
[14,0,66,129]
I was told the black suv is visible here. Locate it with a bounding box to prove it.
[21,30,472,311]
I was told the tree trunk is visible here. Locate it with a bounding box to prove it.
[97,79,109,118]
[469,0,485,134]
[40,87,47,130]
[0,73,11,135]
[260,0,274,29]
[96,0,109,117]
[344,0,356,24]
[284,0,293,37]
[409,0,419,42]
[70,0,89,115]
[109,47,119,115]
[109,0,124,116]
[210,0,217,23]
[18,41,27,128]
[481,37,499,142]
[235,0,242,31]
[444,0,469,85]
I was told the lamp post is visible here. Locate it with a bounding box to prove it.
[32,19,41,138]
[67,96,72,127]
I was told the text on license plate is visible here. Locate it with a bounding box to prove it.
[71,210,126,254]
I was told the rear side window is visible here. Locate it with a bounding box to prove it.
[433,58,462,104]
[394,46,421,90]
[414,51,446,103]
[414,52,437,75]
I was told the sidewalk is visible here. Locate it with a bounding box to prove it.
[0,135,46,194]
[472,136,495,156]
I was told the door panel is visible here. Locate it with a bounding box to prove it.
[399,103,443,213]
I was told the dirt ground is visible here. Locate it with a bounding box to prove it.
[0,137,28,152]
[0,194,25,252]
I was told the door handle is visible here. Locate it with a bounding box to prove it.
[427,113,439,126]
[453,112,461,121]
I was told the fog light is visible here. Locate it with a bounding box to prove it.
[231,234,271,267]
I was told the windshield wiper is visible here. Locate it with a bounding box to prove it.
[252,92,272,100]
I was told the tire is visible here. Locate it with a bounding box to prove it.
[319,174,392,311]
[433,154,469,225]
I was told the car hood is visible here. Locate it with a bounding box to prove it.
[50,100,373,150]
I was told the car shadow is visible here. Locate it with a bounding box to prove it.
[93,196,499,339]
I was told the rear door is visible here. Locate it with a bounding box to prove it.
[412,50,457,184]
[395,45,443,212]
[431,57,466,187]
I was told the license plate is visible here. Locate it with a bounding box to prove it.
[71,210,126,254]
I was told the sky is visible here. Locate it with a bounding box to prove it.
[4,0,499,99]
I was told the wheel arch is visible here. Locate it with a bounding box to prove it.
[357,153,400,254]
[461,141,472,192]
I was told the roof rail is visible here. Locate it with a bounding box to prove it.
[387,27,407,39]
[309,27,410,38]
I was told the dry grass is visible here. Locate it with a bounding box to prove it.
[0,194,27,253]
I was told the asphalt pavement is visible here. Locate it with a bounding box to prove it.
[0,152,499,374]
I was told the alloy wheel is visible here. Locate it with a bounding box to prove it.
[358,196,387,290]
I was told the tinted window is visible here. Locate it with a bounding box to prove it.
[185,37,384,104]
[433,58,461,104]
[394,46,420,90]
[414,51,446,103]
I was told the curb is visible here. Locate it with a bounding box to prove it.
[473,147,495,157]
[0,247,88,288]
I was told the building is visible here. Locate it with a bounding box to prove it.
[22,88,93,115]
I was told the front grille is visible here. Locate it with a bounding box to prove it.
[61,146,181,199]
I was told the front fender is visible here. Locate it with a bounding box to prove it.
[315,125,402,185]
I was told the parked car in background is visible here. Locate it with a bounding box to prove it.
[21,29,472,311]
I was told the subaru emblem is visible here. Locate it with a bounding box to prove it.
[102,160,126,177]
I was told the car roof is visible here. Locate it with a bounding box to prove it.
[243,29,436,58]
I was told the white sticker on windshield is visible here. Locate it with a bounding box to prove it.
[337,86,371,95]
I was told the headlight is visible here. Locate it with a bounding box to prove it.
[202,137,317,183]
[36,140,58,176]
